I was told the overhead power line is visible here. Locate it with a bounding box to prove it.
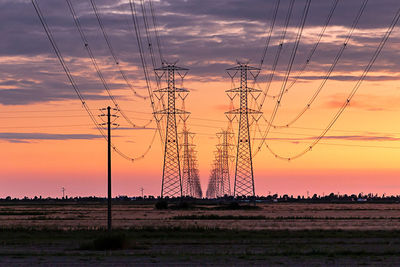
[128,0,166,145]
[66,0,154,129]
[258,0,295,109]
[148,0,165,64]
[265,0,340,98]
[31,0,156,162]
[88,0,149,100]
[256,0,312,154]
[262,0,368,129]
[260,4,400,161]
[258,0,280,71]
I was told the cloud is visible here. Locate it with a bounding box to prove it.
[0,132,102,143]
[323,94,400,111]
[299,75,400,82]
[255,134,400,142]
[108,127,157,131]
[1,0,400,105]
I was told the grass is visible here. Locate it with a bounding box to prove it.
[79,233,148,250]
[1,227,400,264]
[2,203,400,264]
[171,215,400,220]
[211,202,261,210]
[172,215,266,220]
[0,211,48,216]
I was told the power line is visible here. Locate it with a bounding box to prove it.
[0,114,154,120]
[259,4,400,160]
[129,0,166,145]
[264,0,339,98]
[4,111,400,138]
[66,0,154,129]
[87,0,148,99]
[256,0,312,155]
[255,0,369,157]
[258,0,295,109]
[31,0,156,162]
[148,0,165,63]
[263,0,368,129]
[258,0,280,71]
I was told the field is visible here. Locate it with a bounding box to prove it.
[1,201,400,265]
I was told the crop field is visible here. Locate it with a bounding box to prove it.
[1,202,400,265]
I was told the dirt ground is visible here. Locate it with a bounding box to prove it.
[1,202,400,265]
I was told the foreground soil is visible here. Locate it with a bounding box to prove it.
[1,202,400,265]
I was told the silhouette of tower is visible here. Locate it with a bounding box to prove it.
[206,162,217,198]
[214,148,223,197]
[216,130,233,196]
[154,63,189,198]
[226,63,262,197]
[188,146,202,198]
[192,150,203,198]
[181,130,196,197]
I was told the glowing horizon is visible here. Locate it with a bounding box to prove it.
[1,0,400,198]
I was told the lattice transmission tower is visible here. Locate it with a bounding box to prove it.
[226,62,262,197]
[189,147,202,198]
[216,130,233,196]
[181,130,202,198]
[206,160,217,198]
[206,130,233,198]
[154,63,189,198]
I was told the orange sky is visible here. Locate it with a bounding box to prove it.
[1,73,400,198]
[1,0,400,198]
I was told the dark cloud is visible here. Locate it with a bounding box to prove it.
[299,75,400,82]
[0,132,102,143]
[1,0,400,105]
[255,134,400,142]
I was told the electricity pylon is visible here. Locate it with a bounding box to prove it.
[189,146,202,198]
[226,62,262,197]
[206,164,217,198]
[190,148,203,198]
[216,130,233,196]
[181,130,201,198]
[154,63,189,198]
[181,130,193,196]
[206,131,233,198]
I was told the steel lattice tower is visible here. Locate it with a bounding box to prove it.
[154,63,189,198]
[206,131,233,199]
[181,130,201,197]
[181,130,192,197]
[216,130,233,196]
[189,147,202,198]
[214,148,223,197]
[206,164,217,198]
[226,63,262,197]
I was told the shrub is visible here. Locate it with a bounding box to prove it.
[155,199,168,210]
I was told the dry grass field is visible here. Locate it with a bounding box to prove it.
[1,202,400,265]
[1,202,400,230]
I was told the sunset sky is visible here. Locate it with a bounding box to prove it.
[1,0,400,198]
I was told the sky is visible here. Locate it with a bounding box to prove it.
[1,0,400,198]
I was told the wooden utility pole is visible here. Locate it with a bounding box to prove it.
[100,106,118,231]
[107,106,112,231]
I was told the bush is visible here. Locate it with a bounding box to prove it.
[170,201,192,210]
[80,233,128,250]
[155,199,168,210]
